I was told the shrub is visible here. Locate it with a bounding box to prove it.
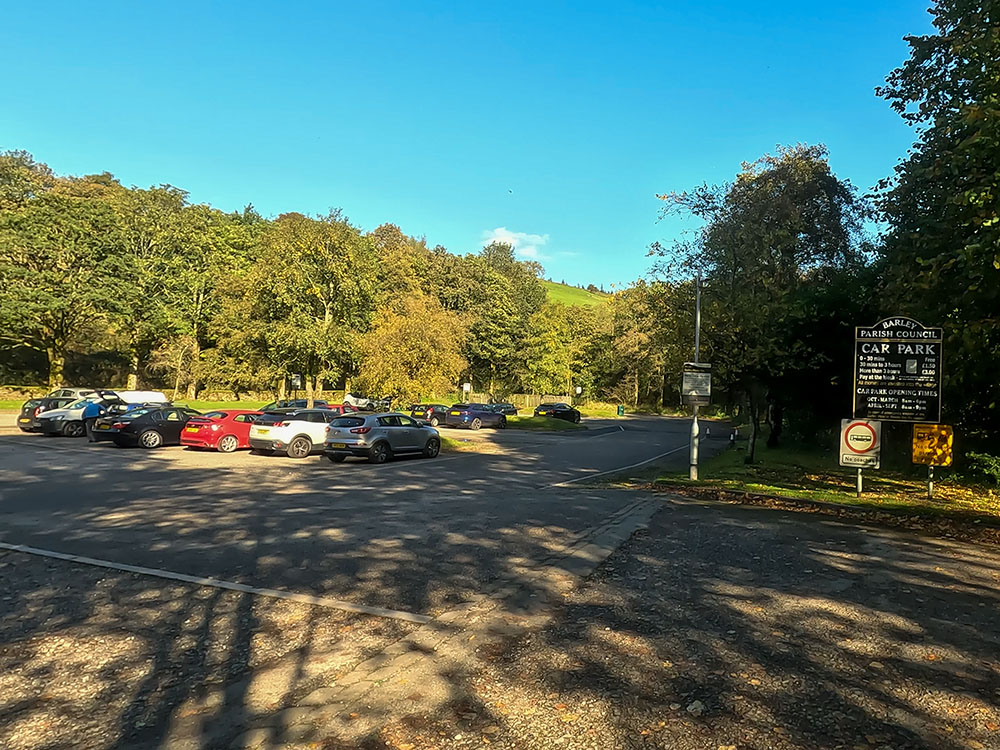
[964,452,1000,486]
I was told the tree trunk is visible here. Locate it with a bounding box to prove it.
[278,377,287,400]
[126,350,140,390]
[186,340,201,400]
[744,388,763,464]
[766,399,783,448]
[305,375,314,408]
[47,348,65,388]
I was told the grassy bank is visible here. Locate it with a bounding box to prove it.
[506,415,585,431]
[655,437,1000,520]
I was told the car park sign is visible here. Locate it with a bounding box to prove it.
[839,419,881,468]
[854,317,943,423]
[681,362,711,406]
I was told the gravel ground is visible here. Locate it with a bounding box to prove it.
[0,550,416,750]
[362,499,1000,750]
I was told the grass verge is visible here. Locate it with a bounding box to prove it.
[507,415,585,431]
[653,438,1000,522]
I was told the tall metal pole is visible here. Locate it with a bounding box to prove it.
[690,271,701,481]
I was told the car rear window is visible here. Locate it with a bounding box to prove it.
[119,408,154,420]
[24,399,42,408]
[451,404,469,410]
[255,412,292,425]
[331,417,366,428]
[202,411,228,419]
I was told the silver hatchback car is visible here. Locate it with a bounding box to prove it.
[324,412,441,464]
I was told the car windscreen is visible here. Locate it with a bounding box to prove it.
[23,399,42,408]
[201,411,228,419]
[331,417,366,428]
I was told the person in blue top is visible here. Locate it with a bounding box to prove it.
[82,391,118,442]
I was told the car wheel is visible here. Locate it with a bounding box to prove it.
[574,413,581,423]
[496,416,507,429]
[287,436,312,459]
[430,416,440,427]
[326,454,346,463]
[217,434,239,453]
[423,437,440,458]
[470,417,482,430]
[139,430,163,449]
[63,420,85,438]
[368,441,392,464]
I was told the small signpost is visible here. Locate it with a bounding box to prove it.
[462,382,471,394]
[289,373,303,391]
[912,424,953,499]
[854,317,943,423]
[840,419,881,496]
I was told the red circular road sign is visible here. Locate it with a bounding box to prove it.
[844,421,878,454]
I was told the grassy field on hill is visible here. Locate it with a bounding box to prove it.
[542,280,608,307]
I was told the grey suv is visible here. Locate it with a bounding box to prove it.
[324,412,440,464]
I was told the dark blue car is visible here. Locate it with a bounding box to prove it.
[444,403,507,430]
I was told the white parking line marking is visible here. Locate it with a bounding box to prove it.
[550,445,687,487]
[0,541,432,625]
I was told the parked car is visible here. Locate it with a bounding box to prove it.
[92,402,176,442]
[489,402,518,416]
[179,409,262,452]
[324,412,440,463]
[342,392,375,410]
[38,390,169,437]
[409,404,451,426]
[109,406,202,448]
[260,399,330,410]
[45,387,96,400]
[17,396,77,432]
[444,403,507,430]
[248,408,339,458]
[533,402,581,423]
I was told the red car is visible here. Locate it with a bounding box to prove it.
[180,409,262,453]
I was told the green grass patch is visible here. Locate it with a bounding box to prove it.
[656,438,1000,520]
[0,400,24,411]
[507,415,584,431]
[543,280,608,307]
[182,400,268,411]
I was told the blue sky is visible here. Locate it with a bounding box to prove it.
[2,1,931,287]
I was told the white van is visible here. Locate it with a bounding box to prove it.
[38,390,169,437]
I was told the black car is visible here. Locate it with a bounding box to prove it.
[17,396,76,432]
[489,402,518,416]
[533,402,581,423]
[91,402,173,442]
[110,406,202,448]
[260,399,330,410]
[409,404,451,426]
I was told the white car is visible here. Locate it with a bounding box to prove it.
[248,409,339,458]
[38,390,168,437]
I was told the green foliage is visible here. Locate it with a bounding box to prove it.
[876,0,1000,434]
[964,452,1000,487]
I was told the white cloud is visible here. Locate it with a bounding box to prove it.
[481,227,550,260]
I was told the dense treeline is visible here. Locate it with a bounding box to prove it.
[0,156,691,406]
[1,0,996,449]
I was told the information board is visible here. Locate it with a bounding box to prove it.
[681,362,711,406]
[854,317,942,423]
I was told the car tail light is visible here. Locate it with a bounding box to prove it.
[350,426,371,434]
[273,421,288,427]
[112,422,125,429]
[33,406,42,417]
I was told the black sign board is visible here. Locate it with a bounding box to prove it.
[853,317,943,423]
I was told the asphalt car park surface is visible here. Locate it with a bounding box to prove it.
[0,415,708,616]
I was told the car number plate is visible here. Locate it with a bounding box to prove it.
[184,427,198,433]
[97,424,110,430]
[18,417,30,423]
[414,411,425,416]
[450,411,460,415]
[255,428,269,435]
[330,442,346,449]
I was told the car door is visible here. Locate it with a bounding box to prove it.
[304,411,330,444]
[376,415,407,451]
[231,414,255,446]
[159,409,186,443]
[395,415,423,451]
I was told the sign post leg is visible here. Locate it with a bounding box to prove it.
[856,468,862,498]
[689,405,700,481]
[928,465,934,500]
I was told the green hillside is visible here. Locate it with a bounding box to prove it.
[543,280,609,307]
